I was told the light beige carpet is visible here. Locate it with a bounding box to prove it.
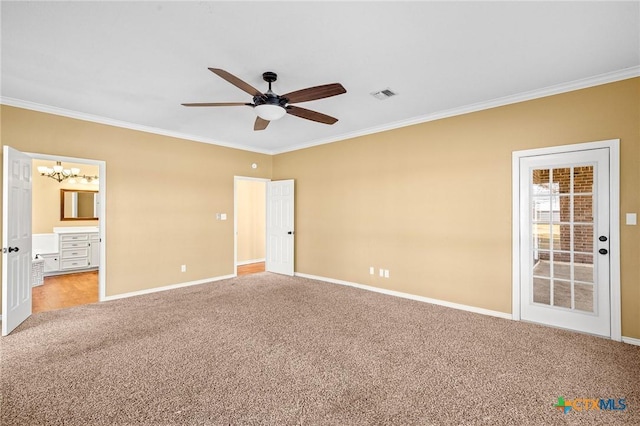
[1,273,638,425]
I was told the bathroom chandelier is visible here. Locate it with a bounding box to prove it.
[37,161,99,184]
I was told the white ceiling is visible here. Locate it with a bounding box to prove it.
[2,1,638,154]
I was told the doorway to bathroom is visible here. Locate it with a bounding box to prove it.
[2,146,106,335]
[31,156,103,313]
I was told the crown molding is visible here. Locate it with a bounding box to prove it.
[272,66,640,154]
[0,97,273,155]
[2,66,638,156]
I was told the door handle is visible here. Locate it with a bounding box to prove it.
[599,236,608,242]
[8,247,19,253]
[599,248,608,255]
[287,231,294,235]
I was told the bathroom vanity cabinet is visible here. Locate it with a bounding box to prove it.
[59,232,100,271]
[34,228,100,276]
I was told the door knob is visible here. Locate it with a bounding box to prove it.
[287,231,294,235]
[599,248,608,255]
[599,236,608,242]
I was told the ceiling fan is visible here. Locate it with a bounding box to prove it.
[182,68,347,131]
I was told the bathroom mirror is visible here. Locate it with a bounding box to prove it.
[60,189,99,221]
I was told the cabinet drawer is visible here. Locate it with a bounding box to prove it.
[61,258,89,270]
[61,241,90,249]
[61,248,89,259]
[60,234,89,242]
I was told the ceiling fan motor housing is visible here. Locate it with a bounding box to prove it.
[253,93,288,108]
[254,71,289,107]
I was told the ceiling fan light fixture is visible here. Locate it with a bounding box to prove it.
[254,104,287,121]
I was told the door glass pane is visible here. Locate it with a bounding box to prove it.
[533,256,550,278]
[573,225,593,253]
[575,283,594,312]
[558,224,570,252]
[548,195,562,223]
[554,195,570,222]
[532,169,551,194]
[553,261,571,280]
[552,168,571,194]
[574,254,594,284]
[533,277,550,305]
[574,196,593,222]
[533,223,551,250]
[573,166,593,194]
[553,280,571,308]
[532,199,552,224]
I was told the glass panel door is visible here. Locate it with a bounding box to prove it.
[519,148,610,337]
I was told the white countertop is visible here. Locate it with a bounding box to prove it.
[53,226,99,234]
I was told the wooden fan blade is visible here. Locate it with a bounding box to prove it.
[209,68,263,97]
[283,83,346,104]
[181,102,251,107]
[254,117,270,131]
[286,105,338,125]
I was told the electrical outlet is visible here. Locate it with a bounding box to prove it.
[181,265,187,272]
[379,268,384,277]
[369,266,374,275]
[384,269,390,278]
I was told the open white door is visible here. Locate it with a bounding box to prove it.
[266,179,294,276]
[2,146,33,335]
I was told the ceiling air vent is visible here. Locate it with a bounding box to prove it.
[370,88,397,100]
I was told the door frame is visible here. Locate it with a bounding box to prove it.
[512,139,620,341]
[233,176,269,275]
[28,151,107,301]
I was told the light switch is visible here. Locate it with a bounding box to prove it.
[221,213,227,220]
[626,213,637,225]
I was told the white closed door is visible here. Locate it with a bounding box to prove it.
[266,179,294,276]
[519,148,610,337]
[2,146,33,336]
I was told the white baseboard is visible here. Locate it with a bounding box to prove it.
[102,274,236,302]
[236,258,266,266]
[622,336,640,347]
[293,273,640,345]
[295,272,512,320]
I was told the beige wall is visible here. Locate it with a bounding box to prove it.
[1,105,272,299]
[273,77,640,338]
[1,78,638,339]
[32,159,99,233]
[236,179,266,263]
